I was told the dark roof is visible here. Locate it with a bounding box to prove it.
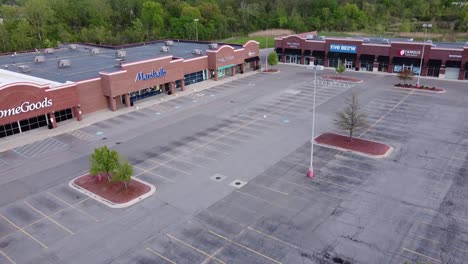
[0,41,243,83]
[316,36,467,49]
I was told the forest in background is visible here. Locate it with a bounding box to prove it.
[0,0,467,53]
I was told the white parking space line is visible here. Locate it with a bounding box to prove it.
[24,201,74,235]
[46,192,99,222]
[166,234,226,264]
[247,227,300,249]
[145,247,177,264]
[249,183,289,196]
[278,179,344,201]
[132,165,176,183]
[0,214,47,249]
[402,247,441,263]
[0,249,15,264]
[208,230,282,264]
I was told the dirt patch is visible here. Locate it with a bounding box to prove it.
[74,174,151,204]
[315,133,391,157]
[394,84,445,93]
[249,29,294,37]
[263,69,279,73]
[321,75,362,83]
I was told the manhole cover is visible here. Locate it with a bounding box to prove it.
[210,174,227,182]
[229,179,247,188]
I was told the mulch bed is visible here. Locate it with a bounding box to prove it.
[394,84,444,92]
[263,69,279,73]
[315,133,391,157]
[74,174,151,204]
[321,75,362,83]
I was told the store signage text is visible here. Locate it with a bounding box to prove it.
[248,52,256,57]
[449,54,462,58]
[399,50,421,57]
[287,42,300,48]
[0,97,53,119]
[135,68,167,82]
[329,44,357,54]
[217,56,234,63]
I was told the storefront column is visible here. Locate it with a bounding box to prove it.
[388,57,394,73]
[439,64,446,79]
[355,60,361,71]
[282,48,285,63]
[49,112,57,128]
[232,66,236,76]
[109,96,117,111]
[73,106,83,121]
[124,93,131,107]
[324,55,329,67]
[300,51,305,64]
[215,70,219,81]
[459,64,465,80]
[170,82,175,94]
[241,63,245,74]
[180,79,185,91]
[422,62,428,77]
[373,60,379,73]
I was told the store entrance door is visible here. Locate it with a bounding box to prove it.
[345,60,353,69]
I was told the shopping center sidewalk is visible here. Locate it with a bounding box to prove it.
[0,71,259,152]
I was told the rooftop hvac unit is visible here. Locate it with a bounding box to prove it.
[18,65,31,73]
[33,56,45,63]
[44,48,55,54]
[382,39,390,44]
[115,50,126,58]
[160,46,170,52]
[69,44,78,50]
[318,36,326,40]
[192,49,203,55]
[165,40,174,46]
[363,38,370,43]
[208,43,218,49]
[306,35,314,40]
[57,59,71,68]
[90,48,100,55]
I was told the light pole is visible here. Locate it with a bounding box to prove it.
[194,19,199,42]
[308,65,324,178]
[416,23,432,88]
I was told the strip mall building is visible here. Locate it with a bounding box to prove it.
[275,31,468,80]
[0,40,260,138]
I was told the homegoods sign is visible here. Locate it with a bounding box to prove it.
[0,97,53,119]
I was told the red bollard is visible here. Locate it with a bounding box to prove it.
[307,169,314,178]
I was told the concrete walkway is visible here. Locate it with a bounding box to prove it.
[0,71,259,152]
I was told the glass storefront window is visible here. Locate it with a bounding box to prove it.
[55,108,73,123]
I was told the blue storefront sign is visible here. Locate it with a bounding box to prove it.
[135,68,167,82]
[329,44,357,54]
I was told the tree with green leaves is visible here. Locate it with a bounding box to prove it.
[112,161,134,190]
[267,51,278,69]
[89,146,120,181]
[336,60,346,75]
[397,68,413,85]
[335,94,368,142]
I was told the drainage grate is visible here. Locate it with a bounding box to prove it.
[210,173,227,182]
[229,179,247,188]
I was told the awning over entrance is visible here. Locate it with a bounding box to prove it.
[245,56,259,63]
[218,64,235,70]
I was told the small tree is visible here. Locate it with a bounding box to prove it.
[267,51,278,69]
[336,60,346,75]
[335,94,368,142]
[89,146,120,181]
[397,68,413,85]
[112,161,133,190]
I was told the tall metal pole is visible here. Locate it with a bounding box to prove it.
[308,67,317,178]
[265,33,268,72]
[417,23,431,87]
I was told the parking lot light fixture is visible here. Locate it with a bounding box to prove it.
[416,23,432,88]
[308,65,324,178]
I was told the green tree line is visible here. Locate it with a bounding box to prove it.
[0,0,467,53]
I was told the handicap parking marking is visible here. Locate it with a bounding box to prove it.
[13,138,67,159]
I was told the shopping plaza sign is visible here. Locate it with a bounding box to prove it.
[135,68,167,82]
[329,44,357,54]
[399,50,421,57]
[0,97,53,119]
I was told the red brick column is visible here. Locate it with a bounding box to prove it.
[180,79,185,91]
[282,48,285,63]
[300,50,305,64]
[241,63,245,74]
[232,66,236,76]
[49,112,57,128]
[73,106,83,121]
[215,70,219,81]
[373,59,379,72]
[124,94,131,107]
[170,82,175,94]
[109,96,117,111]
